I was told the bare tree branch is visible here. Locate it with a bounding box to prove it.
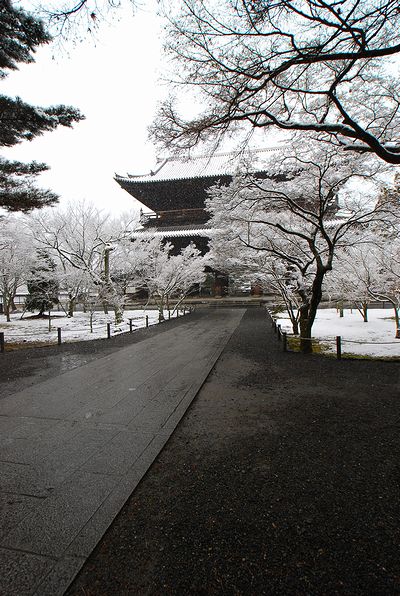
[153,0,400,163]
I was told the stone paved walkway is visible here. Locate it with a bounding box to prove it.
[0,309,245,596]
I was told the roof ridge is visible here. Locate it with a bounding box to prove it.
[115,145,282,183]
[157,146,281,162]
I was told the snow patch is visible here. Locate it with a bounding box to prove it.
[275,308,400,358]
[0,309,184,345]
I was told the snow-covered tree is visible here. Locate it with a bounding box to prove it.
[207,141,391,352]
[322,181,400,335]
[57,266,92,318]
[0,1,83,212]
[31,202,138,323]
[25,251,59,318]
[329,176,400,332]
[121,235,207,322]
[0,216,36,321]
[350,239,400,338]
[328,246,375,323]
[210,237,301,333]
[153,0,400,164]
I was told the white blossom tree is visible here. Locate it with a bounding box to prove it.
[207,141,391,352]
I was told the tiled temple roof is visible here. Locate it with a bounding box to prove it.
[115,147,281,184]
[131,224,215,239]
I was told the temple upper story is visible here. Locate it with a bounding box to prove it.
[114,147,280,225]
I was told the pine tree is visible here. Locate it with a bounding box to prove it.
[25,251,59,315]
[0,1,83,212]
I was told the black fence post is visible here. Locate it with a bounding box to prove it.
[129,318,133,333]
[107,322,111,339]
[146,315,149,328]
[0,332,4,353]
[336,336,342,360]
[57,327,62,346]
[283,332,287,352]
[277,324,282,341]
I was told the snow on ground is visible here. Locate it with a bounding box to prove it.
[275,308,400,358]
[0,309,184,346]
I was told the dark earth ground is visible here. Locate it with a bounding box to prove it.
[1,308,400,595]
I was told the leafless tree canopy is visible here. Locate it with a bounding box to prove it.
[34,0,136,39]
[152,0,400,163]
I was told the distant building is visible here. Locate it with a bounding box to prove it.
[115,148,280,295]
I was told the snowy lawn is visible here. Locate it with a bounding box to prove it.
[275,308,400,359]
[0,309,185,347]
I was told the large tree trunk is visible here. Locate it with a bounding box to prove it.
[299,304,312,353]
[102,248,111,315]
[283,295,299,335]
[298,269,325,354]
[394,306,400,339]
[362,302,368,323]
[4,297,11,322]
[68,294,75,317]
[158,295,165,322]
[380,299,400,338]
[287,306,299,335]
[114,304,123,325]
[292,319,299,335]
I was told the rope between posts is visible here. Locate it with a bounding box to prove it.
[278,330,400,346]
[266,307,400,345]
[341,338,400,345]
[282,334,399,345]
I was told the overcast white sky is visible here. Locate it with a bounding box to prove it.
[3,0,165,214]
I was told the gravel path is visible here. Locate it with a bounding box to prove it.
[62,307,400,595]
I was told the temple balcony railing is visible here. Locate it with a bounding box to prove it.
[141,208,209,228]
